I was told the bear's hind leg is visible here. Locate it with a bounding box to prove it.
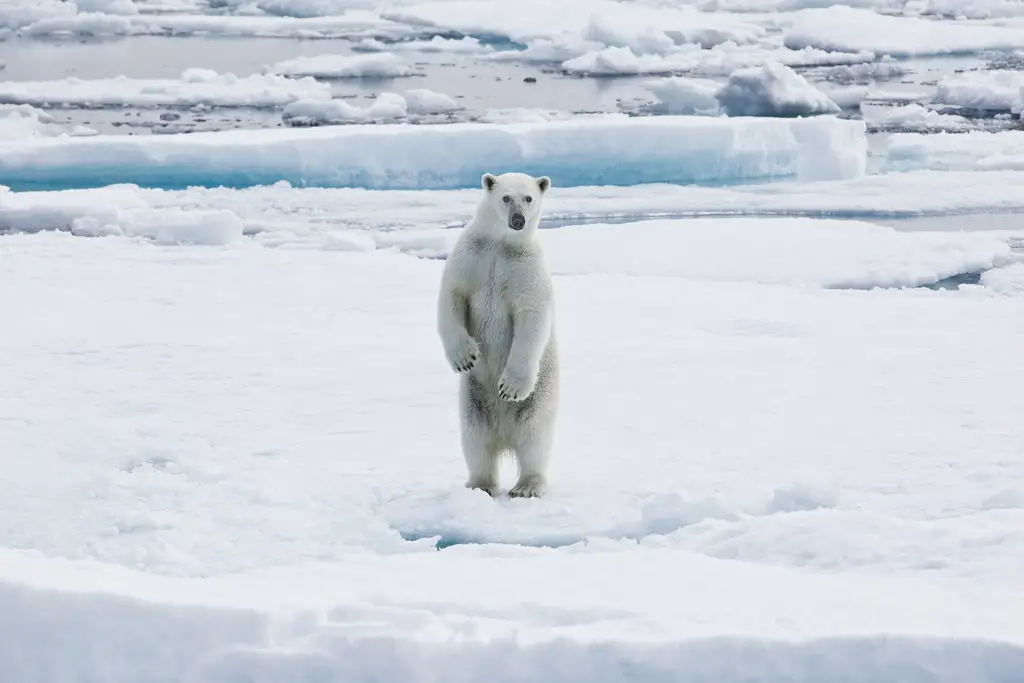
[461,377,500,497]
[509,426,552,499]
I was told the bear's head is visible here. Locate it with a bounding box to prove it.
[479,171,551,238]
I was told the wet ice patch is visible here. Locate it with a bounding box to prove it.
[380,486,742,549]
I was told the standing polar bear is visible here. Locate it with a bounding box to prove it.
[437,171,559,498]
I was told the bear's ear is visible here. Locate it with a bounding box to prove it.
[482,173,497,192]
[536,176,551,194]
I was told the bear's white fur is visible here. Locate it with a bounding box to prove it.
[436,171,559,498]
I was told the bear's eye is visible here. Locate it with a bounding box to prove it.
[525,196,533,203]
[502,195,510,203]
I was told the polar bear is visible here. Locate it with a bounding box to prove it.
[436,171,559,498]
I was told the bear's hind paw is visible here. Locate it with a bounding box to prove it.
[509,476,547,499]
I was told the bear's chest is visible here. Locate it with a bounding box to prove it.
[464,245,517,303]
[462,247,517,339]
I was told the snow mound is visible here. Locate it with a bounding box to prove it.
[872,104,973,132]
[0,104,97,139]
[934,71,1024,113]
[645,64,840,117]
[266,52,414,79]
[403,88,460,114]
[0,115,867,192]
[282,89,461,125]
[538,218,1015,289]
[646,77,723,115]
[785,6,1024,57]
[885,130,1024,172]
[981,262,1024,296]
[717,62,840,116]
[282,94,403,125]
[0,69,332,109]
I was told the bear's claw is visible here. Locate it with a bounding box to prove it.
[497,370,535,402]
[446,334,479,374]
[509,476,546,498]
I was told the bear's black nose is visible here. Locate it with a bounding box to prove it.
[509,213,526,230]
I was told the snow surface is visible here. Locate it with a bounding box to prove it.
[934,70,1024,113]
[981,262,1024,295]
[0,68,332,109]
[1,210,1022,679]
[785,6,1024,56]
[7,171,1024,243]
[0,115,868,191]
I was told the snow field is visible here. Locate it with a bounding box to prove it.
[0,114,868,191]
[1,224,1021,567]
[1,218,1022,679]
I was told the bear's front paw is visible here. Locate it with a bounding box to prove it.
[498,366,536,402]
[445,333,479,373]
